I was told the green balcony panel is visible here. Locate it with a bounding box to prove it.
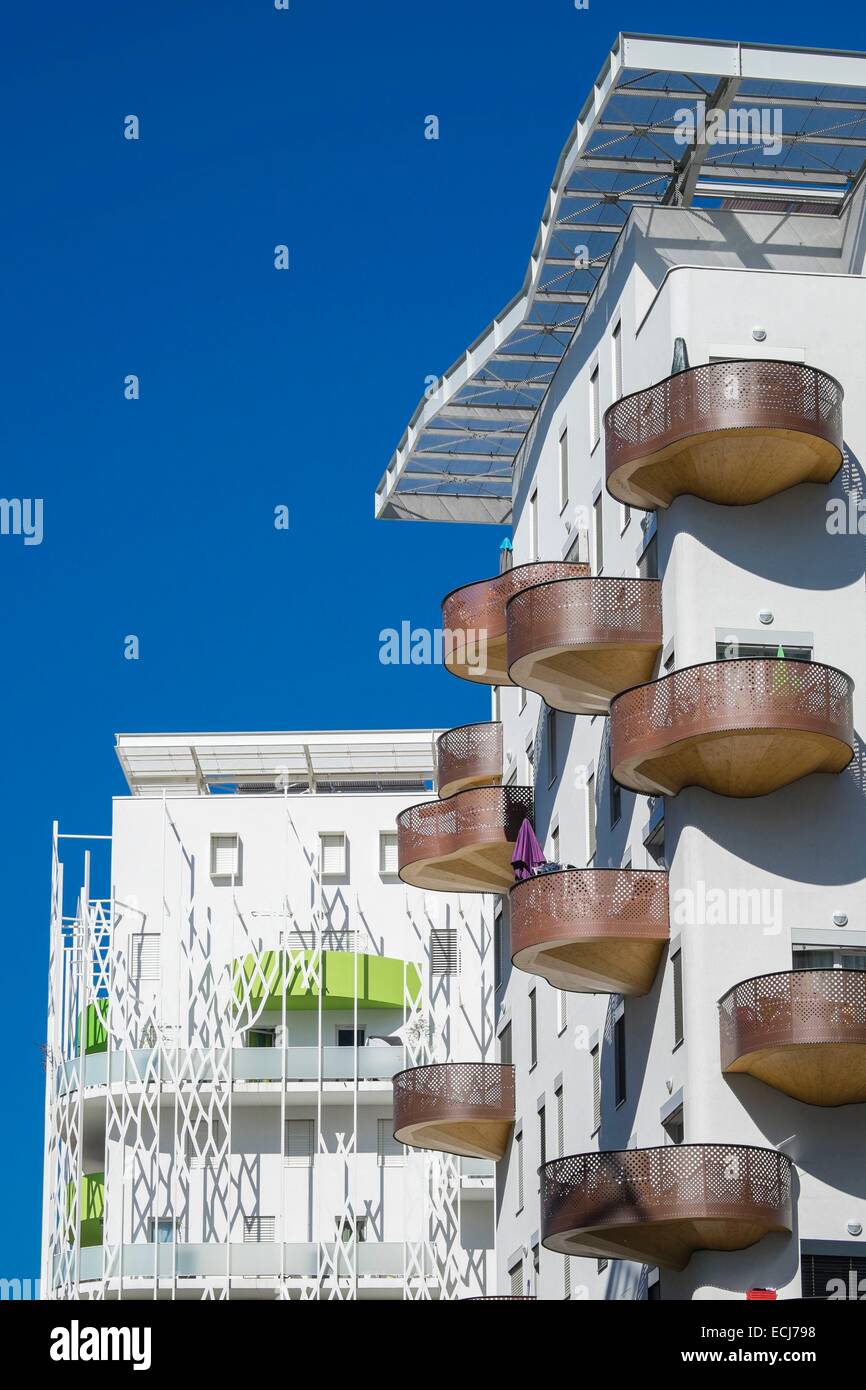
[66,1172,104,1248]
[234,950,421,1013]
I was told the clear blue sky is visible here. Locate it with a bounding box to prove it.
[3,0,864,1285]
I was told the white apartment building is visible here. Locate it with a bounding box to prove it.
[378,34,866,1300]
[42,730,496,1300]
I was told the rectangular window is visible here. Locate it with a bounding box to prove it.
[555,1084,565,1157]
[431,926,459,976]
[243,1215,276,1243]
[336,1217,367,1243]
[556,988,567,1036]
[337,1027,364,1047]
[717,640,812,662]
[550,823,560,866]
[547,710,557,787]
[614,1013,626,1107]
[151,1218,177,1244]
[801,1251,866,1299]
[246,1027,275,1048]
[515,1131,524,1213]
[612,321,622,400]
[558,427,569,513]
[210,832,240,881]
[585,772,596,863]
[538,1104,546,1177]
[593,493,604,574]
[130,933,160,982]
[610,767,621,828]
[499,1021,512,1067]
[620,502,631,534]
[638,534,657,580]
[591,1045,601,1132]
[320,831,348,879]
[663,1104,684,1145]
[672,949,684,1047]
[378,1117,404,1167]
[793,945,866,971]
[529,489,538,561]
[285,1118,314,1165]
[529,988,538,1069]
[379,831,398,876]
[494,901,504,992]
[509,1261,523,1297]
[590,366,600,448]
[564,1258,571,1299]
[524,736,534,788]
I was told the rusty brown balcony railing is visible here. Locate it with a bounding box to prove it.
[441,561,589,686]
[393,1062,516,1161]
[604,359,843,510]
[720,969,866,1106]
[436,722,503,800]
[610,658,854,798]
[506,575,662,714]
[510,868,669,995]
[397,785,533,894]
[541,1144,793,1271]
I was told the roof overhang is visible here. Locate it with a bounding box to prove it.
[375,32,866,525]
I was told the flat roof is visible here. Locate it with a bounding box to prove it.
[115,730,441,796]
[375,32,866,526]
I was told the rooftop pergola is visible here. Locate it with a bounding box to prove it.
[375,32,866,526]
[115,730,440,796]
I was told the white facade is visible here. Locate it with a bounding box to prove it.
[42,732,496,1300]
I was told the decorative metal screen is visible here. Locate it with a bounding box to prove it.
[393,1062,516,1131]
[397,785,533,868]
[720,968,866,1070]
[436,722,503,796]
[507,576,662,662]
[442,561,589,642]
[510,868,669,956]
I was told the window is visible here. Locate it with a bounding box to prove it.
[638,534,657,580]
[591,1045,601,1132]
[547,710,557,787]
[592,493,604,574]
[793,945,866,971]
[499,1021,512,1067]
[558,427,569,513]
[662,1104,684,1145]
[431,926,459,976]
[598,1257,609,1273]
[717,640,812,662]
[610,766,621,828]
[524,735,534,788]
[620,501,631,534]
[509,1260,523,1297]
[538,1104,546,1177]
[151,1218,178,1244]
[589,366,600,448]
[556,988,567,1036]
[130,933,160,982]
[672,949,684,1047]
[555,1084,564,1157]
[336,1217,367,1243]
[550,822,560,866]
[614,1011,626,1108]
[585,772,596,863]
[515,1131,524,1213]
[519,682,527,714]
[337,1027,364,1047]
[494,901,504,992]
[612,320,622,400]
[246,1027,275,1048]
[529,488,538,561]
[801,1250,866,1299]
[379,831,398,877]
[564,1258,571,1299]
[532,1242,540,1285]
[285,1118,313,1166]
[378,1117,404,1167]
[529,989,538,1069]
[320,832,348,879]
[491,685,501,721]
[210,832,240,881]
[243,1215,275,1243]
[185,1117,224,1168]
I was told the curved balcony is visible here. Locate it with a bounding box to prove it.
[611,659,854,798]
[441,561,588,686]
[720,969,866,1107]
[436,722,503,800]
[393,1062,515,1161]
[604,360,844,510]
[397,785,533,894]
[510,868,668,995]
[541,1144,793,1271]
[506,576,662,714]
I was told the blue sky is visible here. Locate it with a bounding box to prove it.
[4,0,866,1285]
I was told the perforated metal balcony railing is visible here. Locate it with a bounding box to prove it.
[541,1143,793,1271]
[435,722,503,800]
[441,561,588,685]
[397,785,533,894]
[720,969,866,1106]
[393,1062,516,1162]
[605,360,844,510]
[610,658,854,798]
[506,575,662,714]
[510,868,669,995]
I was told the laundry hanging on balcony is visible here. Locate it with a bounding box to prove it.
[512,818,546,881]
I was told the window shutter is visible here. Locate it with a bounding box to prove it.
[320,832,347,877]
[285,1119,313,1165]
[672,950,684,1046]
[210,833,239,878]
[377,1118,403,1167]
[131,934,159,981]
[379,832,398,875]
[243,1214,275,1243]
[510,1261,523,1297]
[430,927,459,976]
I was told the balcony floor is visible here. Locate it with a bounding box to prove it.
[725,1040,866,1107]
[614,724,853,798]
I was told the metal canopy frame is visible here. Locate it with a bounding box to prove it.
[375,32,866,526]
